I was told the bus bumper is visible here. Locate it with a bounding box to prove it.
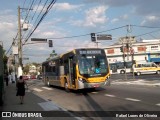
[78,79,111,89]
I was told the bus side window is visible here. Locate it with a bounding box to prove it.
[64,59,69,75]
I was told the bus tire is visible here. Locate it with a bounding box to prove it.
[157,70,160,74]
[120,70,125,74]
[136,72,141,76]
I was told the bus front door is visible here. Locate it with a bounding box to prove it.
[68,58,76,88]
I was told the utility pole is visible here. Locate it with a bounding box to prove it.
[18,6,23,77]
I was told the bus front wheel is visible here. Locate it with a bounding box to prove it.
[136,72,141,76]
[120,70,125,74]
[157,70,160,74]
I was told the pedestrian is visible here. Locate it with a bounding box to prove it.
[15,74,17,83]
[4,73,9,86]
[11,73,15,83]
[8,74,11,83]
[16,76,28,104]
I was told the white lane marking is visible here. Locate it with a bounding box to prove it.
[125,98,141,102]
[42,87,53,90]
[156,103,160,106]
[33,88,43,92]
[105,94,116,97]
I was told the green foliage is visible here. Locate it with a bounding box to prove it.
[1,48,8,74]
[23,64,30,74]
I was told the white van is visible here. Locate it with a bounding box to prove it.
[132,62,160,76]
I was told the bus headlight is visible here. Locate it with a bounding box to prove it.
[79,78,86,83]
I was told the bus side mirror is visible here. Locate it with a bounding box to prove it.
[59,66,64,76]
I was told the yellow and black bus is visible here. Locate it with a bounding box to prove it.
[42,48,110,90]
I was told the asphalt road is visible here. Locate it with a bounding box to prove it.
[26,78,160,119]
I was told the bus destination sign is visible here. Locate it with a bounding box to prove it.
[79,50,101,55]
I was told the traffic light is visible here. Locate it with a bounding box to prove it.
[120,46,124,52]
[91,33,96,42]
[48,40,53,47]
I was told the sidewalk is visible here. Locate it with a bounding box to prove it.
[0,83,80,120]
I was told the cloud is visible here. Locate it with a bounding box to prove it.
[111,18,119,23]
[141,15,160,26]
[71,5,108,27]
[54,3,83,11]
[84,6,108,27]
[111,14,128,23]
[84,0,160,26]
[0,10,17,49]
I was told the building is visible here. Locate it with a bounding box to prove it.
[104,39,160,64]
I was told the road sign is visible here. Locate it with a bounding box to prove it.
[97,34,112,40]
[31,38,47,42]
[23,58,29,60]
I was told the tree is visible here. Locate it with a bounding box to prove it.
[2,49,8,74]
[23,64,30,74]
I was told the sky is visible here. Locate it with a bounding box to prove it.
[1,0,160,64]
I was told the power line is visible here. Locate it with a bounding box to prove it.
[6,0,54,55]
[22,0,27,8]
[131,24,160,29]
[47,25,127,39]
[21,0,48,41]
[135,28,160,38]
[5,33,18,55]
[23,0,57,45]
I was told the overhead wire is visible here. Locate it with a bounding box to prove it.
[23,0,57,45]
[5,33,18,55]
[135,28,160,38]
[6,3,160,55]
[47,25,128,39]
[131,24,160,29]
[22,0,50,44]
[22,0,35,24]
[22,0,27,9]
[21,0,40,40]
[21,0,50,43]
[31,0,42,21]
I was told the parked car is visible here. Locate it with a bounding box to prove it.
[23,76,29,80]
[30,75,36,79]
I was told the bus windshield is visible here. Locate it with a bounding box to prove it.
[78,55,107,76]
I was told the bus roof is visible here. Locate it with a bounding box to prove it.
[42,48,105,64]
